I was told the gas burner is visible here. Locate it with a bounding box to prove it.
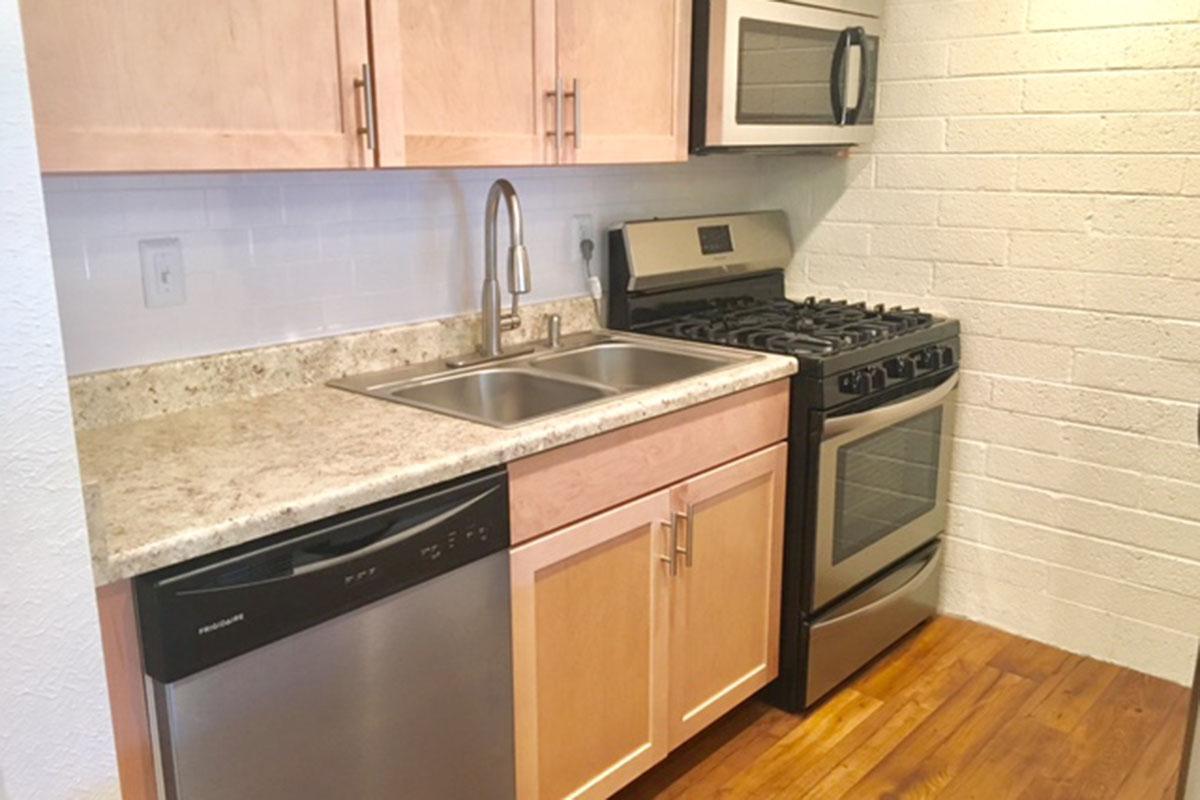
[639,297,935,358]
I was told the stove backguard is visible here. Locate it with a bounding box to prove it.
[606,229,787,330]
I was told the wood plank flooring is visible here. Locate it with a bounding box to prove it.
[614,616,1192,799]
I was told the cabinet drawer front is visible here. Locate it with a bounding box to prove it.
[511,492,672,799]
[508,379,789,545]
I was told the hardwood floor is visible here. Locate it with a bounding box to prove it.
[614,616,1192,799]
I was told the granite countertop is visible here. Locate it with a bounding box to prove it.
[78,345,796,584]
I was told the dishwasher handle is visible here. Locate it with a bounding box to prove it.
[290,488,498,577]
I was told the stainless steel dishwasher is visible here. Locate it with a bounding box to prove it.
[136,467,515,800]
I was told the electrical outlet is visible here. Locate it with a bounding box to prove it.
[570,214,595,268]
[139,238,186,308]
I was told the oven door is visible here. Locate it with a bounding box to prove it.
[700,0,880,150]
[811,372,958,610]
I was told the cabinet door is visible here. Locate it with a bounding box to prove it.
[19,0,371,172]
[554,0,690,164]
[511,490,672,800]
[369,0,556,167]
[667,443,787,747]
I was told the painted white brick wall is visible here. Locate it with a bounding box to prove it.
[44,158,811,375]
[787,2,1200,684]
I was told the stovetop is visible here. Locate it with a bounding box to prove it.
[636,296,937,358]
[606,213,960,406]
[627,291,960,406]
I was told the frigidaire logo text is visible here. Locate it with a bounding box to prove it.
[197,612,245,636]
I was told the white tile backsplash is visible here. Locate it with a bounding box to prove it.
[45,158,812,375]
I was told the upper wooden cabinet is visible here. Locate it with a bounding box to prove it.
[20,0,689,172]
[368,0,556,167]
[555,0,690,165]
[19,0,372,172]
[370,0,688,167]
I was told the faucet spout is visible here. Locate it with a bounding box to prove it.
[481,179,532,358]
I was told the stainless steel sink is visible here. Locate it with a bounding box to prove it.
[532,342,730,391]
[328,331,756,428]
[388,368,614,428]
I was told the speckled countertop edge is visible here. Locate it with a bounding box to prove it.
[79,348,797,585]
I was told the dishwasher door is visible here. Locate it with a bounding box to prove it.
[150,550,513,800]
[137,467,515,800]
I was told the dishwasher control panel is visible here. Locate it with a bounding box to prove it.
[137,467,510,683]
[420,522,495,563]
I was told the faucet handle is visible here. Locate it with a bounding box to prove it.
[508,245,532,295]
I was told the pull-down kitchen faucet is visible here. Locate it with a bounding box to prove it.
[449,179,533,367]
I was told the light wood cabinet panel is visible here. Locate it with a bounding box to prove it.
[369,0,556,167]
[511,491,672,800]
[509,380,789,545]
[19,0,371,172]
[554,0,690,164]
[96,580,157,800]
[667,443,787,747]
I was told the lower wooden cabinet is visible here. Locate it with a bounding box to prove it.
[510,443,787,799]
[666,444,787,748]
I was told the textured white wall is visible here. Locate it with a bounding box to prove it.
[45,157,811,375]
[0,0,121,797]
[785,1,1200,684]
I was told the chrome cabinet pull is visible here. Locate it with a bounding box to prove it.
[659,511,692,576]
[354,63,377,152]
[674,509,693,568]
[570,78,581,148]
[545,78,565,159]
[660,518,679,577]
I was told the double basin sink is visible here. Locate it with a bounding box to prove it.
[329,332,754,428]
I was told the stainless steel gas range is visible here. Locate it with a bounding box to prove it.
[606,210,960,710]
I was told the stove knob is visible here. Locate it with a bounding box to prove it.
[866,366,886,391]
[884,356,916,379]
[940,346,956,367]
[915,346,942,371]
[839,370,871,396]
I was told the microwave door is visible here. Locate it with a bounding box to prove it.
[811,374,959,611]
[703,0,879,148]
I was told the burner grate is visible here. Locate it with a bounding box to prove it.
[638,296,935,358]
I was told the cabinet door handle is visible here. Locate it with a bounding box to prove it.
[674,509,693,569]
[354,63,377,152]
[659,518,679,577]
[570,78,581,149]
[545,78,565,159]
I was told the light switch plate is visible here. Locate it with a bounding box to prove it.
[139,238,186,308]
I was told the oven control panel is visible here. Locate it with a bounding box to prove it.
[830,340,958,406]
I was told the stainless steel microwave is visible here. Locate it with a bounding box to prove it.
[691,0,881,152]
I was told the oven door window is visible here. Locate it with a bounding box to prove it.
[832,407,943,565]
[736,18,878,126]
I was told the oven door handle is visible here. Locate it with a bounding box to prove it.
[823,372,959,440]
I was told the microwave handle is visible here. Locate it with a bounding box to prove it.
[823,372,959,440]
[845,27,869,125]
[829,28,852,125]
